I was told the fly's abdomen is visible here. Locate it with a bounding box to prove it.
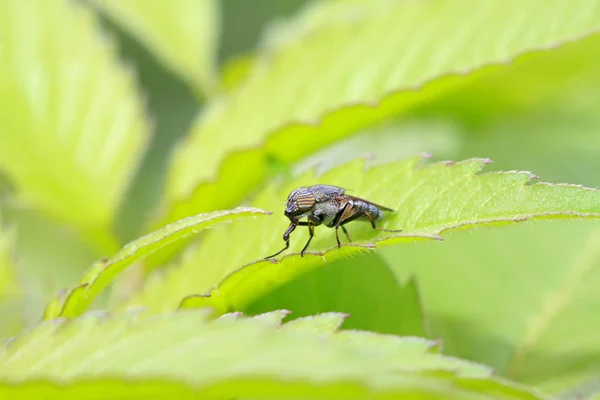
[355,200,383,220]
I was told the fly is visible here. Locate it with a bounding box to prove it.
[265,184,401,259]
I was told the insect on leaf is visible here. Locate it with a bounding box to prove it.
[154,0,600,268]
[125,156,600,315]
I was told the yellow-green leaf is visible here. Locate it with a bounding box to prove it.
[92,0,219,97]
[163,0,600,215]
[381,220,600,394]
[0,212,22,337]
[125,156,600,314]
[154,0,600,265]
[0,215,17,303]
[0,0,150,251]
[0,311,545,399]
[43,207,270,320]
[246,254,429,337]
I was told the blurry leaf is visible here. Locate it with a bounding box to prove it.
[43,207,271,320]
[0,0,150,252]
[125,156,600,314]
[219,0,388,92]
[0,311,545,399]
[154,0,600,266]
[0,212,22,337]
[556,377,600,400]
[2,207,98,329]
[413,32,600,186]
[92,0,219,97]
[247,253,428,337]
[379,220,600,394]
[280,312,348,333]
[293,118,461,176]
[219,52,254,91]
[0,215,18,303]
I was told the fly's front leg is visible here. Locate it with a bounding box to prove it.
[265,222,297,259]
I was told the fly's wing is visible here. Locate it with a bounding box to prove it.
[343,194,395,212]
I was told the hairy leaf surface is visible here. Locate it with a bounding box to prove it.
[92,0,219,97]
[0,0,150,251]
[43,208,270,320]
[126,156,600,314]
[159,0,600,240]
[0,311,545,399]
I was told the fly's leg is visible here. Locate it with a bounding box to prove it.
[341,226,352,242]
[265,222,298,259]
[334,202,355,248]
[300,219,315,257]
[265,241,289,259]
[364,212,402,233]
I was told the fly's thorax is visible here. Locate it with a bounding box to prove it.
[312,199,344,225]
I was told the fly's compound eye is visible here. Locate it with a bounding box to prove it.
[285,189,316,217]
[295,192,316,211]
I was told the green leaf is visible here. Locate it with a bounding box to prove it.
[219,0,389,92]
[0,0,150,252]
[91,0,219,97]
[157,0,600,250]
[0,311,546,399]
[42,207,271,320]
[1,206,99,330]
[0,213,22,337]
[247,253,429,337]
[316,34,600,395]
[556,377,600,400]
[124,156,600,314]
[0,214,17,303]
[380,220,600,394]
[280,312,348,333]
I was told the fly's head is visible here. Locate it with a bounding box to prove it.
[284,187,316,223]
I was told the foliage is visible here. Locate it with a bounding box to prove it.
[130,156,600,315]
[0,310,547,399]
[0,213,22,337]
[91,0,219,97]
[43,207,270,320]
[0,0,149,252]
[1,0,600,398]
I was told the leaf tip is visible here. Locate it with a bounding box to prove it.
[252,309,292,326]
[218,311,244,320]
